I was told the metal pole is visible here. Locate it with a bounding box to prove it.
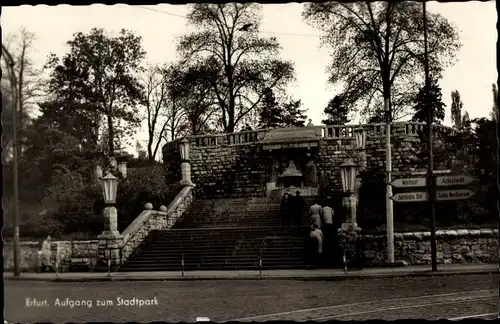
[259,254,262,277]
[5,57,21,277]
[423,1,438,271]
[385,99,394,264]
[181,254,185,277]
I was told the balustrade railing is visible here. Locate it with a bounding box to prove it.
[163,122,458,148]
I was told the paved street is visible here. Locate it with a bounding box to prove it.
[5,274,498,322]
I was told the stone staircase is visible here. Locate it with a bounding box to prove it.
[119,196,326,271]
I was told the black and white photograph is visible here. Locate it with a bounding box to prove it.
[2,1,499,322]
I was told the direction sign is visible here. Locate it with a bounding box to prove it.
[435,175,474,187]
[390,177,427,188]
[436,189,475,201]
[390,192,429,202]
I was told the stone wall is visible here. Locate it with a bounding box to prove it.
[162,123,457,198]
[3,240,98,272]
[354,228,499,266]
[163,139,182,184]
[189,142,267,199]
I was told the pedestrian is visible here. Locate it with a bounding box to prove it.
[308,224,323,268]
[309,202,322,228]
[322,202,336,267]
[292,190,305,227]
[280,192,291,227]
[40,235,53,272]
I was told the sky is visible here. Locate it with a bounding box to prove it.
[2,2,497,156]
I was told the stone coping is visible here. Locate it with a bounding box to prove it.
[6,228,497,246]
[355,228,498,240]
[4,240,99,246]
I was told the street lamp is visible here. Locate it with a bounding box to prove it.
[354,128,366,150]
[101,172,119,205]
[340,159,359,230]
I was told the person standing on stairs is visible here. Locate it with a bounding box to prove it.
[308,224,323,269]
[280,192,291,227]
[322,202,336,268]
[309,202,322,228]
[291,190,305,227]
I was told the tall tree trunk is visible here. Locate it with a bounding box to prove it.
[107,114,115,155]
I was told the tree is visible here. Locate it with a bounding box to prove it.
[141,65,170,162]
[45,28,145,155]
[166,61,218,136]
[178,3,295,133]
[490,83,498,121]
[322,95,350,125]
[303,2,461,122]
[450,90,463,129]
[258,88,281,128]
[258,88,307,128]
[1,28,42,158]
[412,79,446,124]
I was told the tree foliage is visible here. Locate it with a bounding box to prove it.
[44,28,146,155]
[178,3,295,133]
[303,2,461,122]
[450,90,463,129]
[258,88,307,128]
[322,95,350,125]
[412,79,446,124]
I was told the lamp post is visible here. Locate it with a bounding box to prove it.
[353,128,367,209]
[96,155,126,271]
[385,103,394,265]
[179,138,194,186]
[340,159,359,230]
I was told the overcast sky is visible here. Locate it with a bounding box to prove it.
[2,2,497,155]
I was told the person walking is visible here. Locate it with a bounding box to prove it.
[40,235,53,272]
[280,192,291,227]
[292,190,305,227]
[322,203,336,267]
[308,224,324,268]
[309,202,322,228]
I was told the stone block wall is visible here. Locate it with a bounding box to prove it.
[355,228,498,266]
[189,143,267,199]
[3,240,98,272]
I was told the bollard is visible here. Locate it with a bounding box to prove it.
[343,251,347,274]
[259,254,262,277]
[107,249,111,277]
[181,254,185,277]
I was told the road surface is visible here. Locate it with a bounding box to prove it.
[4,274,498,322]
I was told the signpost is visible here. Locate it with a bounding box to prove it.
[436,189,475,201]
[389,172,476,272]
[390,178,427,188]
[390,192,429,202]
[435,175,474,187]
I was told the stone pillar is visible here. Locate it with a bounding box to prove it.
[180,162,193,186]
[97,206,123,268]
[341,195,359,230]
[179,138,194,186]
[266,156,278,197]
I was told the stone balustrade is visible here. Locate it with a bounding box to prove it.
[163,123,458,151]
[120,185,194,262]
